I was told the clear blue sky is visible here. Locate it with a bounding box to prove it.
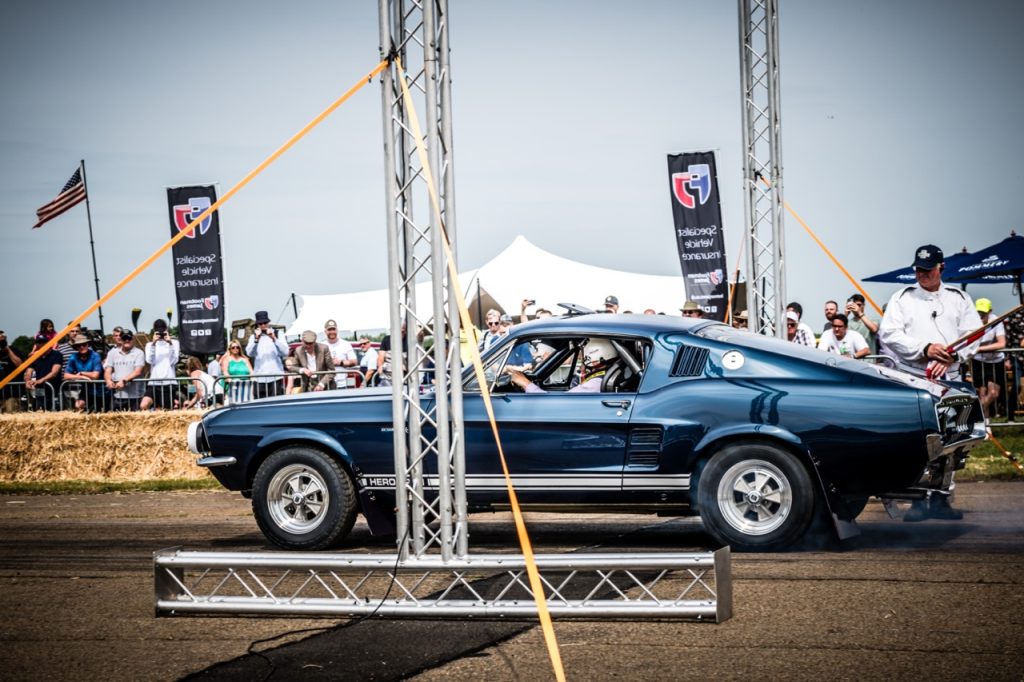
[1,0,1020,338]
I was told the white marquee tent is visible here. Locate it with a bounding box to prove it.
[286,236,688,336]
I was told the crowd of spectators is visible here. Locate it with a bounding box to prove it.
[2,276,1019,417]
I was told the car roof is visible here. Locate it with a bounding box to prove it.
[509,312,710,337]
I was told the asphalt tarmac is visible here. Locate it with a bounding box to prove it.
[1,482,1022,681]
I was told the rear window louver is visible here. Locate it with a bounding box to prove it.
[670,344,709,377]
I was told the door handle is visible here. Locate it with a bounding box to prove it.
[602,399,631,409]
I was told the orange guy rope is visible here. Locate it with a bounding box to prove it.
[0,59,389,393]
[756,175,884,318]
[396,58,566,682]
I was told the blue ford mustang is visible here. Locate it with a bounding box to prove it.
[187,313,986,551]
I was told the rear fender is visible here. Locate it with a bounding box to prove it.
[692,424,858,541]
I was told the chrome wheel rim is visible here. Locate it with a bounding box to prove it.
[267,464,330,534]
[716,458,792,536]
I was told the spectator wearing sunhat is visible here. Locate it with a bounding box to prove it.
[732,309,749,330]
[603,295,619,314]
[245,310,288,398]
[969,297,1007,416]
[63,334,103,411]
[681,300,704,318]
[291,330,335,392]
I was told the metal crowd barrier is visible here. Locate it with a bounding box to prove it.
[0,368,371,414]
[0,381,60,413]
[971,347,1021,427]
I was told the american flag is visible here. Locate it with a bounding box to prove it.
[33,167,87,228]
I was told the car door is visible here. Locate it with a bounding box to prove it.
[461,338,633,507]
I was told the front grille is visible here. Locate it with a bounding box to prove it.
[935,394,984,444]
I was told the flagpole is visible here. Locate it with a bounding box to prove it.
[79,159,105,339]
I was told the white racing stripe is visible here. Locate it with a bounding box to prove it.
[359,473,690,492]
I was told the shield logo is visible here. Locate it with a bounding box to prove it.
[671,164,711,209]
[204,295,220,310]
[173,197,214,238]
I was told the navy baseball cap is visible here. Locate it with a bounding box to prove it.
[912,244,944,270]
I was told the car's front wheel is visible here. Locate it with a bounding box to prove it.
[697,442,815,551]
[252,447,357,550]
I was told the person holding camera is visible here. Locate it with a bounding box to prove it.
[141,319,180,410]
[845,293,879,353]
[245,310,288,398]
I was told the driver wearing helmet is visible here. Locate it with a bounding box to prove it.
[506,338,618,394]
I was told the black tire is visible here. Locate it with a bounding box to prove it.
[697,441,815,551]
[252,446,357,551]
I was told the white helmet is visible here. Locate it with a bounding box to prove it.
[582,338,618,367]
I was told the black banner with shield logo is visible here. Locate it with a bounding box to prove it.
[667,151,728,321]
[167,185,225,354]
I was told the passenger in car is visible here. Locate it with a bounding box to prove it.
[506,338,620,393]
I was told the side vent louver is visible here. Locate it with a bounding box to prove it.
[627,427,663,467]
[670,345,709,377]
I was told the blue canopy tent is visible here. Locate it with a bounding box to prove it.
[862,248,1013,285]
[943,234,1024,302]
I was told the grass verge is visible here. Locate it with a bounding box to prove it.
[961,430,1024,481]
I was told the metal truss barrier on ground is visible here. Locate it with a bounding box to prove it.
[154,547,732,622]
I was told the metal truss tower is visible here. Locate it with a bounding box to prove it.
[738,0,787,336]
[378,0,468,560]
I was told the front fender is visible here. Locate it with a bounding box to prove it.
[253,428,396,537]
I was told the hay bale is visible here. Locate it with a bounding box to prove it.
[0,411,211,482]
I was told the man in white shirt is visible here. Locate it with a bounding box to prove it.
[969,297,1007,415]
[322,319,357,388]
[879,244,983,522]
[245,310,289,398]
[818,314,870,359]
[104,329,145,411]
[879,245,982,381]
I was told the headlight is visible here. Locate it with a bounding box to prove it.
[187,421,207,455]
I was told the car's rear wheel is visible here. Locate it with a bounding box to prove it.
[697,442,815,551]
[252,446,357,550]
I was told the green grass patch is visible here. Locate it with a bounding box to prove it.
[0,477,221,495]
[960,429,1024,481]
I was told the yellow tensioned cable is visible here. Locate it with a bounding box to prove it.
[395,58,566,682]
[756,175,884,318]
[0,59,389,393]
